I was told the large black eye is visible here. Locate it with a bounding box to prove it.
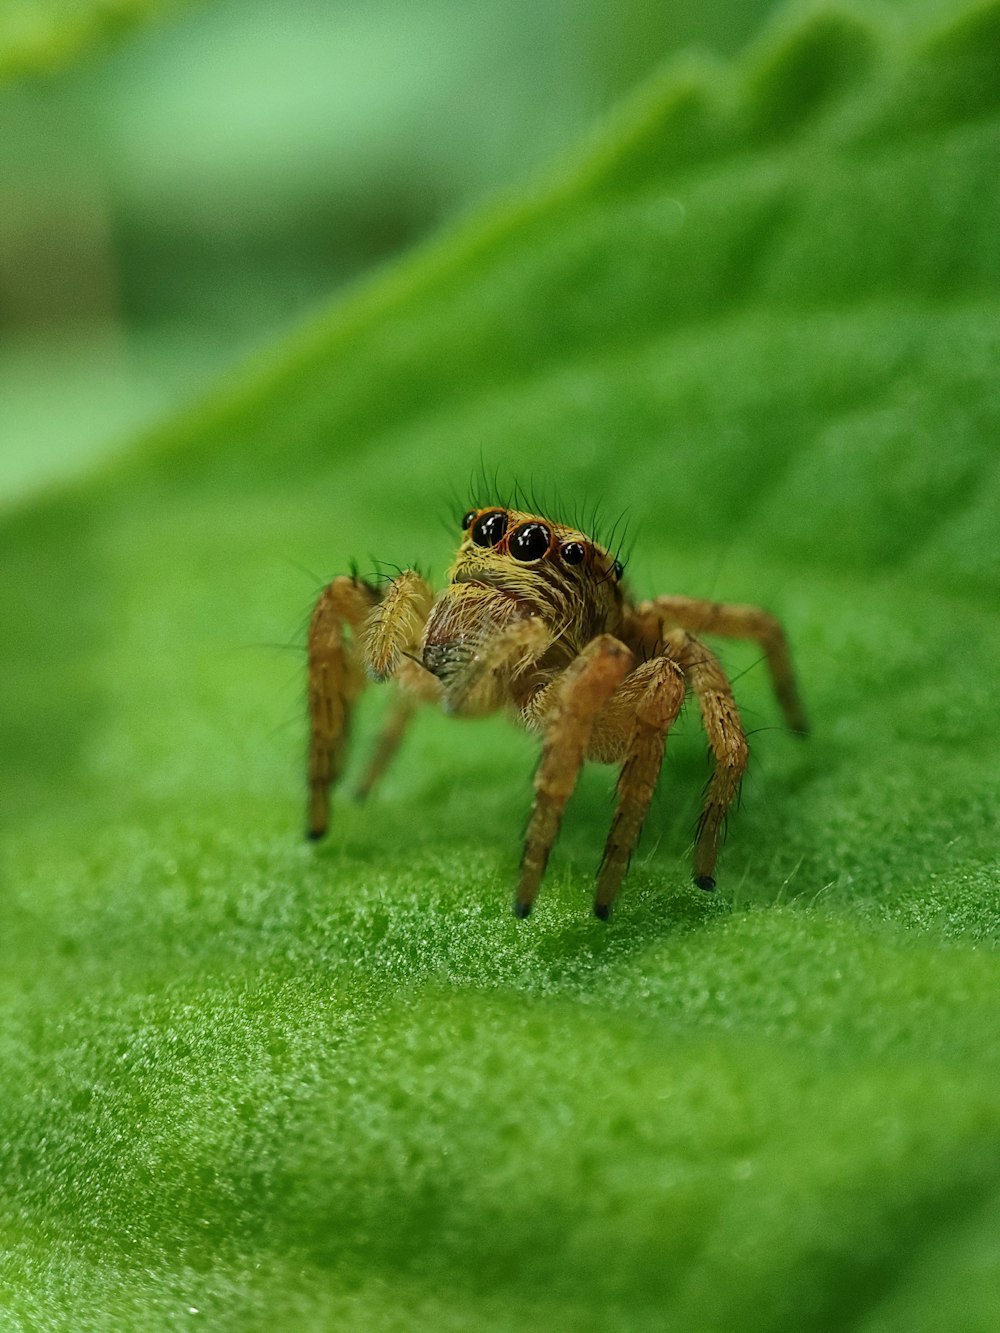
[461,509,476,530]
[471,510,508,547]
[613,560,624,580]
[509,522,551,562]
[560,541,586,566]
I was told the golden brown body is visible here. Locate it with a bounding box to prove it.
[307,505,808,918]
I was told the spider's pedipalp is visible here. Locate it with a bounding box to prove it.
[440,616,552,718]
[364,570,435,681]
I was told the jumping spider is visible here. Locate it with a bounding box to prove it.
[307,504,808,918]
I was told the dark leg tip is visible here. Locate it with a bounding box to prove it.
[593,902,611,921]
[694,874,716,892]
[307,828,327,842]
[513,900,532,920]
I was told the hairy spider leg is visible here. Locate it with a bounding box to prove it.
[669,630,750,890]
[307,575,380,838]
[633,595,809,735]
[353,691,418,801]
[516,635,634,917]
[591,656,687,918]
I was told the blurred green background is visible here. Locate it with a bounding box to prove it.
[3,0,804,504]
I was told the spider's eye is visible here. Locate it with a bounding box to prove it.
[509,522,552,562]
[613,560,624,580]
[560,541,586,566]
[461,510,476,531]
[471,510,508,547]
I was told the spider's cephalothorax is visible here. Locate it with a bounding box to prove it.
[307,503,808,919]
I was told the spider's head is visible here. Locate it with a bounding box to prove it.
[437,506,625,649]
[419,504,626,693]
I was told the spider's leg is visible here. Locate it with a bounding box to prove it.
[591,656,686,919]
[515,635,633,918]
[632,595,808,734]
[353,690,418,802]
[675,631,749,890]
[307,575,379,839]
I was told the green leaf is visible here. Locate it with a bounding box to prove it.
[3,2,1000,1327]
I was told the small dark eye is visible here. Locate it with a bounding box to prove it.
[461,510,476,530]
[509,522,551,562]
[613,560,624,579]
[560,542,586,566]
[471,510,508,547]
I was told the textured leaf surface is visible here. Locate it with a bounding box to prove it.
[2,3,1000,1328]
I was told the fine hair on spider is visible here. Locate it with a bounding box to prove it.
[305,490,808,919]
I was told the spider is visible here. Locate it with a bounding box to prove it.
[306,503,808,919]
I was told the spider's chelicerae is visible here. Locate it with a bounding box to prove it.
[307,503,808,919]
